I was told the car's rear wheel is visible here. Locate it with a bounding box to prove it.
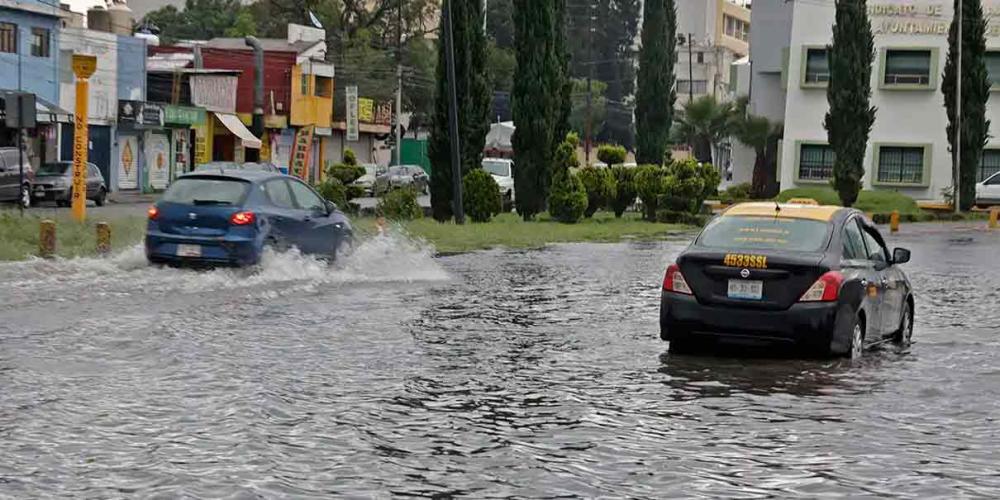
[847,315,865,360]
[668,337,702,355]
[892,301,914,346]
[94,188,107,207]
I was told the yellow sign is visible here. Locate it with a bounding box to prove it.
[290,126,314,180]
[724,254,768,269]
[72,54,97,79]
[358,98,375,123]
[71,55,96,221]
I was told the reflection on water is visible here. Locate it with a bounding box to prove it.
[0,228,998,497]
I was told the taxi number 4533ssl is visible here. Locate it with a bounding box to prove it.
[723,253,767,269]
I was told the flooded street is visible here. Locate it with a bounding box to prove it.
[0,224,998,497]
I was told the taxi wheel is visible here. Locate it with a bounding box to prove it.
[848,315,865,360]
[668,338,701,355]
[892,301,914,346]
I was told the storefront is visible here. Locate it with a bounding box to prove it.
[163,105,206,180]
[117,100,167,193]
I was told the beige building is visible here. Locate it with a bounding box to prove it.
[675,0,751,104]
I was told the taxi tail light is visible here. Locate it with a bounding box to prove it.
[147,205,159,220]
[663,264,693,295]
[230,211,256,226]
[799,271,844,302]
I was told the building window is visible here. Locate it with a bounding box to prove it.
[798,144,835,181]
[30,27,49,57]
[981,149,1000,181]
[315,76,332,98]
[804,48,829,84]
[677,80,708,95]
[883,49,931,86]
[986,52,1000,87]
[697,52,704,64]
[877,146,925,184]
[0,23,15,54]
[300,73,310,96]
[724,15,749,42]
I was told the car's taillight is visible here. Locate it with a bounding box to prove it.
[799,271,844,302]
[147,205,159,220]
[663,263,693,295]
[230,211,256,226]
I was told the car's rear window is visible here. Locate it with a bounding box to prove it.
[696,216,832,252]
[162,177,250,206]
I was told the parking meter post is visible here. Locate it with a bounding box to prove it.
[71,55,97,223]
[96,222,111,255]
[890,210,900,233]
[39,220,56,258]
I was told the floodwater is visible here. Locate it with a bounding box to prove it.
[0,224,998,498]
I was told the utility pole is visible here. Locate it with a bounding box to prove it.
[17,34,24,214]
[395,0,404,167]
[585,1,595,165]
[954,0,963,213]
[444,0,465,224]
[686,34,694,102]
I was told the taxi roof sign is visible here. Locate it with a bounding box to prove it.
[786,197,819,206]
[723,202,843,222]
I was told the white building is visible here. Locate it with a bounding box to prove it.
[748,0,1000,201]
[675,0,752,104]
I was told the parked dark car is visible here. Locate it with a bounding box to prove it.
[374,165,429,195]
[660,201,914,359]
[0,147,33,208]
[32,161,108,207]
[145,170,352,267]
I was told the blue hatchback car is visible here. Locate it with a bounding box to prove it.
[145,171,352,267]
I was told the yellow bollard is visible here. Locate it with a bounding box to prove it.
[990,207,999,230]
[890,210,900,233]
[39,220,56,258]
[96,222,111,256]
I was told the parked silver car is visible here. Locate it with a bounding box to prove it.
[32,161,108,207]
[374,165,429,195]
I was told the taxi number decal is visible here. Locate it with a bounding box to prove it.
[724,254,768,269]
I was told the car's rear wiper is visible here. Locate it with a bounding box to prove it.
[192,199,233,205]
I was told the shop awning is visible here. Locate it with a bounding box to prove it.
[214,112,261,149]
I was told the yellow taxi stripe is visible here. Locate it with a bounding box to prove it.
[723,202,843,222]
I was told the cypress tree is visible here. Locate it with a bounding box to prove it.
[512,0,560,220]
[429,0,493,222]
[943,0,991,211]
[553,0,572,145]
[824,0,877,208]
[635,0,677,165]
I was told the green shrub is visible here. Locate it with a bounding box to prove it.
[565,131,580,149]
[377,188,423,220]
[548,167,588,223]
[555,141,580,170]
[462,168,502,223]
[775,187,920,215]
[316,177,347,208]
[343,149,358,166]
[722,182,752,203]
[662,160,706,214]
[696,162,721,206]
[655,208,710,226]
[597,144,627,166]
[609,166,637,218]
[325,148,366,207]
[577,166,616,217]
[634,164,668,221]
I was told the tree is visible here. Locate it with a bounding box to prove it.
[143,0,243,43]
[429,0,492,222]
[569,78,607,138]
[223,8,258,37]
[673,96,736,165]
[512,0,561,220]
[548,141,588,223]
[635,0,677,165]
[943,0,991,211]
[736,114,784,199]
[553,0,572,146]
[824,0,877,208]
[487,41,517,92]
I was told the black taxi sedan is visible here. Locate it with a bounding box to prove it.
[660,201,914,359]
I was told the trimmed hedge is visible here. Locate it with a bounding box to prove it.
[609,166,637,218]
[377,188,423,220]
[577,166,615,217]
[462,168,502,223]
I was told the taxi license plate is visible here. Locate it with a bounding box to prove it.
[728,279,763,300]
[176,244,202,257]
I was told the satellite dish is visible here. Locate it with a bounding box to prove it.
[308,10,323,29]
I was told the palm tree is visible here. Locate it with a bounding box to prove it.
[736,114,784,199]
[673,95,737,165]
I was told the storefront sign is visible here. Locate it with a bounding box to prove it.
[346,86,359,141]
[163,105,205,126]
[190,75,238,113]
[868,2,1000,36]
[118,101,164,127]
[118,135,139,190]
[359,98,375,123]
[193,123,210,166]
[146,132,170,190]
[375,101,393,127]
[290,126,314,180]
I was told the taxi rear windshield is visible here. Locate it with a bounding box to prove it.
[696,216,831,252]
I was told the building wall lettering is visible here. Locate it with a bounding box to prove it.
[868,2,1000,36]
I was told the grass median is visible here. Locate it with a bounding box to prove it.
[0,211,147,261]
[357,212,695,254]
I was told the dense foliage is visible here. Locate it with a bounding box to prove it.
[634,164,668,221]
[596,144,627,166]
[609,166,637,217]
[943,0,991,211]
[377,188,423,221]
[462,168,503,223]
[824,0,877,207]
[429,0,493,222]
[635,0,677,164]
[577,166,615,217]
[316,177,347,209]
[548,143,588,223]
[326,149,366,202]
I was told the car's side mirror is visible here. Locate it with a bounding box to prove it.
[892,247,911,265]
[324,200,337,215]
